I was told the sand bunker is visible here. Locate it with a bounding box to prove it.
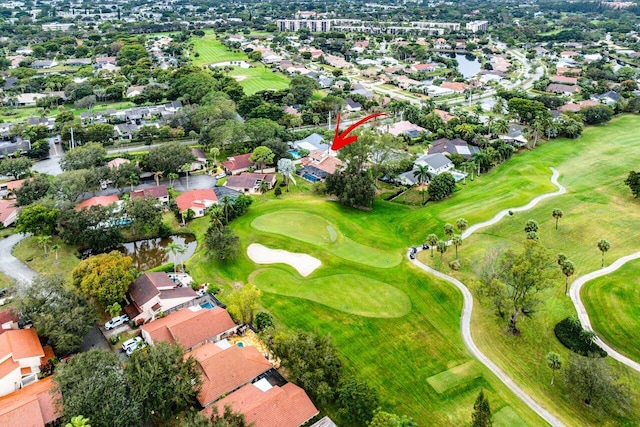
[247,243,321,277]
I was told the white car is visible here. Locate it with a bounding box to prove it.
[121,337,142,352]
[126,341,147,356]
[105,314,129,330]
[215,172,227,180]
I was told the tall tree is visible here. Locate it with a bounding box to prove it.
[14,174,51,206]
[54,350,141,427]
[561,260,575,295]
[456,218,468,235]
[436,240,447,259]
[471,390,492,427]
[166,242,186,274]
[19,275,98,354]
[552,208,563,230]
[524,219,539,233]
[205,224,240,261]
[336,376,380,425]
[277,158,296,192]
[140,142,195,175]
[125,342,201,424]
[427,234,438,257]
[249,146,274,173]
[412,164,431,204]
[125,196,162,236]
[60,143,106,171]
[546,352,562,386]
[227,284,261,325]
[0,156,33,180]
[443,223,455,241]
[15,202,59,236]
[452,235,463,259]
[427,172,456,201]
[624,170,640,198]
[597,239,610,268]
[71,251,137,308]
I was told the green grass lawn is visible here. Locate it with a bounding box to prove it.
[582,260,640,362]
[416,115,640,425]
[228,66,290,95]
[190,34,247,66]
[13,236,81,279]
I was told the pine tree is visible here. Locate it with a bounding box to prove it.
[471,390,492,427]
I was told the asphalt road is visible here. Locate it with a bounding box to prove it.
[0,233,38,286]
[409,167,567,427]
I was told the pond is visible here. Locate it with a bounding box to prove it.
[118,234,197,271]
[448,53,481,78]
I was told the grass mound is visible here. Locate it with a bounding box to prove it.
[554,317,607,358]
[251,268,411,318]
[426,361,482,394]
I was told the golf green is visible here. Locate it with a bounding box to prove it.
[251,211,402,268]
[251,268,411,318]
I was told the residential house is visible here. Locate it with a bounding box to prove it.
[225,173,276,194]
[3,78,17,90]
[75,195,119,211]
[140,306,237,350]
[299,150,343,181]
[382,120,427,138]
[189,341,272,407]
[126,86,146,98]
[0,200,17,229]
[10,93,47,107]
[433,109,457,123]
[95,56,117,68]
[551,75,578,85]
[175,189,218,218]
[560,51,579,60]
[114,123,139,140]
[206,380,319,427]
[0,376,60,427]
[222,153,254,175]
[415,153,454,176]
[30,60,57,69]
[0,329,54,397]
[590,90,622,106]
[123,272,199,324]
[558,100,600,113]
[394,75,421,90]
[190,148,207,170]
[411,63,436,72]
[106,157,130,169]
[428,138,480,159]
[129,185,169,205]
[65,58,92,66]
[440,82,470,93]
[498,124,528,146]
[345,98,362,112]
[0,180,24,199]
[424,85,455,97]
[546,83,580,96]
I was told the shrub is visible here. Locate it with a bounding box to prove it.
[148,263,174,273]
[554,317,607,357]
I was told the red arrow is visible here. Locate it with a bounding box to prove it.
[331,112,386,151]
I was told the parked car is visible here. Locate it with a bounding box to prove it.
[105,314,129,330]
[422,243,429,250]
[215,172,227,179]
[126,341,147,356]
[121,337,142,352]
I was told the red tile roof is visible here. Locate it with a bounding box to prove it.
[301,151,343,175]
[75,195,119,210]
[175,189,218,213]
[0,377,60,427]
[207,382,318,427]
[130,185,168,200]
[0,329,45,361]
[0,200,17,226]
[440,82,470,92]
[141,307,236,350]
[107,158,130,169]
[4,180,24,191]
[189,342,272,406]
[222,153,254,173]
[558,100,600,112]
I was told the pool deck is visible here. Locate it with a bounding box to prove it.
[228,329,280,368]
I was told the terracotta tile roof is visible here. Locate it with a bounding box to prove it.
[0,329,44,361]
[130,185,168,200]
[189,342,272,406]
[0,200,17,225]
[75,195,119,210]
[301,151,343,175]
[0,357,18,379]
[208,382,318,427]
[141,307,236,350]
[433,109,456,123]
[107,158,130,169]
[546,83,580,94]
[222,153,254,173]
[558,100,600,112]
[440,82,470,92]
[175,189,218,213]
[551,75,578,84]
[4,180,24,191]
[0,376,60,427]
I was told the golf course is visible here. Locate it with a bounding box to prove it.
[183,116,640,425]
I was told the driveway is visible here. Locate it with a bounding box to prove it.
[31,139,63,176]
[79,325,111,352]
[0,234,38,287]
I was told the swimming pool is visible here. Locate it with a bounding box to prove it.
[303,173,320,183]
[237,342,244,348]
[288,149,301,159]
[200,302,214,309]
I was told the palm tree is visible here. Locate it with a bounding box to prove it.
[427,234,438,257]
[37,235,51,255]
[413,164,431,204]
[436,240,447,259]
[443,223,455,242]
[494,119,510,136]
[127,173,139,192]
[51,243,60,263]
[168,172,179,187]
[209,147,220,169]
[561,260,575,295]
[66,415,92,427]
[166,242,185,274]
[552,208,563,230]
[528,119,544,149]
[456,218,468,235]
[486,115,495,138]
[452,235,463,259]
[258,179,270,198]
[182,163,191,189]
[153,171,163,187]
[277,158,296,192]
[221,196,233,224]
[597,239,610,268]
[546,352,562,386]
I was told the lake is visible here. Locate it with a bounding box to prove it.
[449,53,481,78]
[118,235,197,271]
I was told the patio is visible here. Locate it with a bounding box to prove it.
[227,329,280,368]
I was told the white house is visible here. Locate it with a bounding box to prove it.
[415,153,454,175]
[0,329,53,397]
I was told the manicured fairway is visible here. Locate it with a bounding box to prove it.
[228,66,290,94]
[190,34,246,66]
[250,268,411,318]
[251,210,401,268]
[582,260,640,362]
